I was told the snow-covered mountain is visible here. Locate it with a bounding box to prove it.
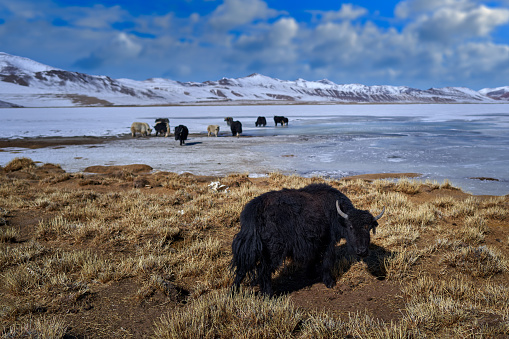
[0,52,164,107]
[0,52,504,107]
[479,86,509,101]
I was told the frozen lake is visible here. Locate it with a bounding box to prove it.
[1,104,508,195]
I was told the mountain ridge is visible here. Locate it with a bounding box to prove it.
[1,52,508,107]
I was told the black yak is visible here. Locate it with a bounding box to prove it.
[274,116,288,126]
[174,125,189,145]
[230,120,242,137]
[255,116,267,127]
[231,183,385,295]
[154,118,169,137]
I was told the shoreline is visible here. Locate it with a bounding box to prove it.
[1,135,506,196]
[0,136,422,184]
[0,136,124,149]
[0,136,422,181]
[0,133,216,150]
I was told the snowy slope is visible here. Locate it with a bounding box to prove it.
[0,52,166,107]
[0,52,58,73]
[0,52,503,107]
[479,86,509,101]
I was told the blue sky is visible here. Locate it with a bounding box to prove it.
[1,0,509,89]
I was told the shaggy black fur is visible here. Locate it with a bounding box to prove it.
[230,121,242,137]
[231,183,383,295]
[154,118,169,137]
[255,116,267,127]
[274,116,288,126]
[174,125,188,145]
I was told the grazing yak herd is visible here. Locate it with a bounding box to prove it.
[130,115,289,145]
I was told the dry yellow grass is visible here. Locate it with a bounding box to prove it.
[2,315,68,338]
[3,157,36,172]
[0,157,508,338]
[154,289,303,338]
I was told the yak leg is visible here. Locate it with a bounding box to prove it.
[256,257,274,296]
[321,243,336,288]
[306,259,321,279]
[258,269,272,296]
[232,269,247,292]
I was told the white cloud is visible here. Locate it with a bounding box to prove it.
[142,12,174,31]
[226,17,299,72]
[454,42,509,76]
[316,4,368,22]
[73,32,143,71]
[395,0,472,19]
[266,17,298,46]
[72,5,127,29]
[111,32,143,57]
[406,3,509,44]
[301,21,409,81]
[208,0,281,31]
[0,0,52,20]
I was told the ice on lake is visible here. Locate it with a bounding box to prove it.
[1,104,508,195]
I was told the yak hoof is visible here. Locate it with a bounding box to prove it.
[323,277,336,288]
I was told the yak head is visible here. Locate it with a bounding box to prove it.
[336,201,385,257]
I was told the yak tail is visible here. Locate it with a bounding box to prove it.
[231,207,263,289]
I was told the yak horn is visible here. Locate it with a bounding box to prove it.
[336,201,349,220]
[374,206,385,221]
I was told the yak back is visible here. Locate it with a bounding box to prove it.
[154,121,169,136]
[230,121,242,135]
[256,116,267,126]
[239,183,352,262]
[300,183,381,239]
[174,125,188,140]
[298,183,354,215]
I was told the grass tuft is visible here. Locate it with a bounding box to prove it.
[441,245,508,277]
[154,289,303,338]
[4,157,37,172]
[2,315,68,338]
